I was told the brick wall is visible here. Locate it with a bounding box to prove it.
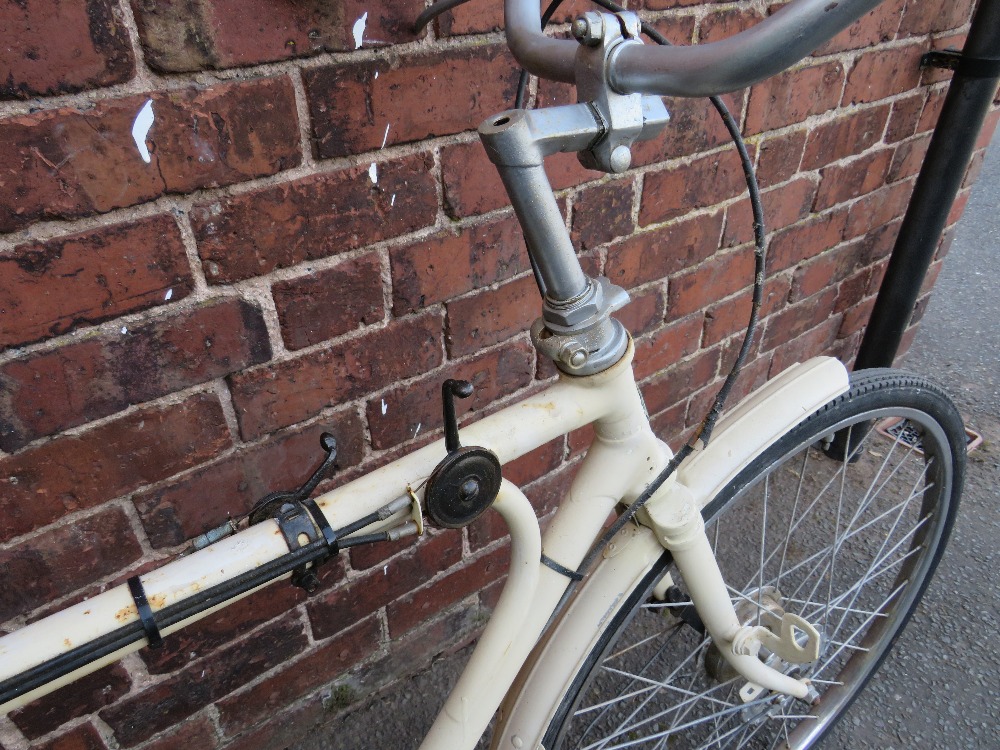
[1,1,997,747]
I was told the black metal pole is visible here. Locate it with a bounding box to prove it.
[853,0,1000,370]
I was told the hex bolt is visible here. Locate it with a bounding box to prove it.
[572,12,604,47]
[560,344,589,369]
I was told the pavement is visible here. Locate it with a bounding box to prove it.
[293,142,1000,750]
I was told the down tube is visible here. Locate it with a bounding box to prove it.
[420,362,672,750]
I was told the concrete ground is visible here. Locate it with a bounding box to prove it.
[293,144,1000,750]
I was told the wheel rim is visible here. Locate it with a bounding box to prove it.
[556,403,955,750]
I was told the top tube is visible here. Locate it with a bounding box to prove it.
[504,0,884,97]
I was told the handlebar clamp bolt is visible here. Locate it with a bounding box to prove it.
[572,12,604,47]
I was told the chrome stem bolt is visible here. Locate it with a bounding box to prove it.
[572,12,604,47]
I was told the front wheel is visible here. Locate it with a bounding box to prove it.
[543,369,966,749]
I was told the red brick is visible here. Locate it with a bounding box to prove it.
[139,576,321,675]
[768,209,849,273]
[814,0,904,54]
[193,153,437,284]
[633,315,703,381]
[768,317,842,374]
[441,140,509,217]
[640,150,748,226]
[761,287,839,351]
[843,43,927,106]
[886,92,927,143]
[813,149,894,211]
[388,546,509,635]
[699,6,764,42]
[641,348,721,416]
[917,88,948,134]
[99,617,308,747]
[0,77,300,233]
[391,218,528,314]
[0,216,192,349]
[703,276,791,346]
[31,724,107,750]
[755,130,807,188]
[436,0,503,35]
[615,286,667,338]
[571,179,636,250]
[0,299,270,452]
[445,275,539,358]
[11,664,130,739]
[724,176,816,247]
[888,134,931,183]
[216,614,381,734]
[134,717,218,750]
[839,294,876,339]
[305,46,520,159]
[367,342,535,450]
[744,61,845,134]
[668,248,757,320]
[229,312,443,440]
[802,106,890,171]
[606,212,724,289]
[307,531,462,639]
[791,241,868,303]
[0,393,230,544]
[0,506,143,622]
[898,0,975,35]
[631,92,745,166]
[133,0,423,72]
[133,411,363,548]
[1,0,133,99]
[274,253,384,351]
[845,179,914,238]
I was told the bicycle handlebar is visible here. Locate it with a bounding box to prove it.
[504,0,883,97]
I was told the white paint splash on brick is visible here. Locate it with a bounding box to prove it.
[164,288,173,301]
[368,162,378,184]
[381,123,391,149]
[131,99,155,164]
[381,398,388,416]
[352,12,368,49]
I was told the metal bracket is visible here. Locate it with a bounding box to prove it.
[921,49,1000,78]
[572,11,671,173]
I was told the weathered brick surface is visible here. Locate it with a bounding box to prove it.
[0,216,192,349]
[99,617,308,746]
[367,341,535,450]
[132,0,424,72]
[0,77,300,233]
[0,1,992,746]
[305,46,520,159]
[0,299,270,451]
[273,253,385,350]
[0,507,144,622]
[391,218,527,314]
[1,0,134,100]
[133,412,364,548]
[0,393,230,544]
[11,664,130,739]
[229,312,443,439]
[193,153,437,284]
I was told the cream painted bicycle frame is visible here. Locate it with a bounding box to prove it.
[0,341,848,750]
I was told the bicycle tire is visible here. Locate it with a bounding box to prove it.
[541,368,966,749]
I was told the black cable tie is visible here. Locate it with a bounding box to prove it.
[301,497,339,553]
[126,576,163,649]
[541,554,584,581]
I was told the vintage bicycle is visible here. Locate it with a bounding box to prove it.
[0,0,973,747]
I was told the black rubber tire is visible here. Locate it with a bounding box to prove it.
[542,369,966,749]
